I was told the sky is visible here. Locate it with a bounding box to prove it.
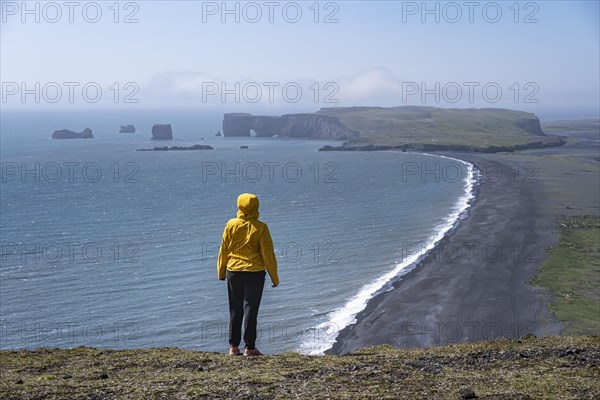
[1,0,599,119]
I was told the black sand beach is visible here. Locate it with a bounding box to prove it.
[330,135,599,354]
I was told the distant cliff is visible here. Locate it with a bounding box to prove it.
[515,117,544,135]
[151,124,173,140]
[222,107,559,152]
[222,113,359,140]
[52,128,93,139]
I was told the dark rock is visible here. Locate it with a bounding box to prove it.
[459,387,477,399]
[240,145,249,149]
[62,374,72,379]
[197,365,204,372]
[15,378,23,384]
[136,144,213,152]
[98,373,109,379]
[222,113,359,140]
[119,124,136,133]
[404,360,443,374]
[187,144,213,150]
[52,128,93,139]
[521,333,537,340]
[151,124,173,140]
[319,145,336,151]
[318,138,565,153]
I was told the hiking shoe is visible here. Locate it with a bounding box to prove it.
[229,346,241,356]
[243,348,262,357]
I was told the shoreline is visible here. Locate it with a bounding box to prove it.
[328,153,565,354]
[302,152,479,355]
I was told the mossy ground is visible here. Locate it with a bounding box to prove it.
[1,336,599,399]
[532,215,600,335]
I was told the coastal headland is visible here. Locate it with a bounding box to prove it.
[223,106,565,153]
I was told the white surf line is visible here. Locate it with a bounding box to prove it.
[298,153,479,355]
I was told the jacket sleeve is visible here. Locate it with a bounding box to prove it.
[260,224,279,286]
[217,224,230,280]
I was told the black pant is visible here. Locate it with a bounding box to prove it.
[226,270,265,350]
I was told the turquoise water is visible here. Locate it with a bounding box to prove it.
[0,110,473,354]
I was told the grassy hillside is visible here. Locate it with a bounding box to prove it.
[532,215,600,336]
[1,336,599,399]
[317,106,558,149]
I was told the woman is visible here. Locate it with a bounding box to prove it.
[217,193,279,356]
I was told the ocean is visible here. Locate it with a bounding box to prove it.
[0,109,475,354]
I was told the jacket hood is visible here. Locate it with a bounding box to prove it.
[237,193,260,219]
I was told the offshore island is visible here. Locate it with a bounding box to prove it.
[3,106,598,399]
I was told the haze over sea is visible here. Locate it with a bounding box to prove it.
[0,110,474,354]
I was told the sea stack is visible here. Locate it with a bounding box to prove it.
[119,125,136,133]
[151,124,173,140]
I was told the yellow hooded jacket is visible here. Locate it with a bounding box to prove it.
[217,193,279,286]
